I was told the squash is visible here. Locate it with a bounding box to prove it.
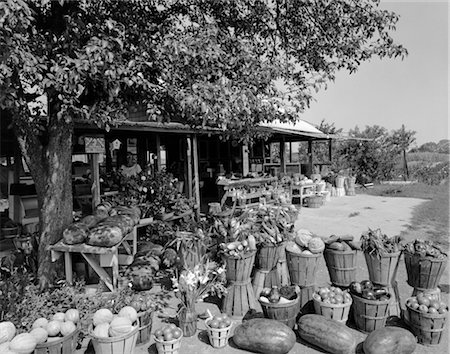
[9,333,37,354]
[297,314,356,354]
[295,230,312,248]
[93,309,114,326]
[0,341,11,352]
[32,318,48,330]
[64,309,80,323]
[93,323,110,338]
[118,306,138,323]
[327,241,345,251]
[60,321,76,336]
[308,237,325,253]
[108,317,133,337]
[52,312,66,322]
[30,327,48,344]
[46,321,61,337]
[363,327,416,354]
[233,318,296,354]
[0,321,16,344]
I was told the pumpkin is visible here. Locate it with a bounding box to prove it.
[60,321,76,336]
[118,306,138,323]
[93,309,114,326]
[363,327,416,354]
[46,321,61,337]
[233,318,296,354]
[64,309,80,323]
[31,318,48,330]
[0,321,16,344]
[52,312,65,322]
[29,328,48,344]
[93,323,110,338]
[9,333,37,354]
[297,314,356,354]
[108,317,133,337]
[295,229,313,248]
[308,237,325,253]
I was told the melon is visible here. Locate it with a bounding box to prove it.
[46,337,60,343]
[30,327,48,344]
[285,241,303,254]
[46,321,61,337]
[93,309,114,326]
[0,321,16,344]
[52,312,65,322]
[295,229,313,247]
[118,306,138,323]
[108,317,133,337]
[64,309,80,323]
[93,323,110,338]
[60,321,76,337]
[9,333,37,354]
[308,237,325,254]
[31,318,48,330]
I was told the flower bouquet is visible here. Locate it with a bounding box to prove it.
[172,261,226,337]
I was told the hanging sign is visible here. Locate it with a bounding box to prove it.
[84,136,105,154]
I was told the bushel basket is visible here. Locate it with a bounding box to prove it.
[351,294,391,333]
[155,333,183,354]
[259,296,300,329]
[313,298,352,323]
[404,251,447,289]
[286,250,321,287]
[35,327,80,354]
[364,251,401,286]
[90,325,139,354]
[324,249,356,287]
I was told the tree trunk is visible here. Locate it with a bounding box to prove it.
[16,118,73,289]
[403,149,409,180]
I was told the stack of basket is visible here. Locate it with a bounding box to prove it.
[334,176,346,197]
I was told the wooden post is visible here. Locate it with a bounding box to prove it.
[186,136,193,199]
[156,134,162,171]
[328,139,332,162]
[192,135,201,217]
[90,153,101,209]
[11,143,22,222]
[280,138,286,174]
[308,140,313,176]
[242,144,249,176]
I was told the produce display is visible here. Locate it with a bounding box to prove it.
[259,286,297,304]
[219,238,255,258]
[297,314,356,354]
[363,327,416,354]
[404,239,447,259]
[360,228,403,255]
[348,280,390,301]
[154,324,183,342]
[285,229,325,255]
[312,286,352,305]
[232,318,296,354]
[91,307,137,338]
[323,234,360,251]
[405,295,448,315]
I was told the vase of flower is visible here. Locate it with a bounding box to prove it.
[178,307,198,337]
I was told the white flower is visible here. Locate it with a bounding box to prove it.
[141,176,146,181]
[142,187,148,193]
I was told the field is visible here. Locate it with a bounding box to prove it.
[358,181,449,247]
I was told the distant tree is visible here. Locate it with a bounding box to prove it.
[390,125,416,180]
[437,140,450,154]
[314,119,343,169]
[418,142,438,153]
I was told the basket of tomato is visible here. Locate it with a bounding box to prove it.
[154,324,183,354]
[312,286,352,323]
[204,312,233,348]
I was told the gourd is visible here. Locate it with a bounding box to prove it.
[363,327,416,354]
[52,312,65,322]
[60,321,76,336]
[308,237,325,253]
[108,317,133,337]
[93,309,114,326]
[0,321,16,344]
[93,323,110,338]
[297,314,356,354]
[233,318,296,354]
[118,306,138,323]
[64,309,80,323]
[46,321,61,337]
[32,318,48,330]
[9,333,37,354]
[30,327,48,344]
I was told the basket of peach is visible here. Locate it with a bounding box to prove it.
[154,324,183,354]
[204,311,232,348]
[405,295,448,345]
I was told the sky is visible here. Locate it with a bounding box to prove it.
[300,1,448,147]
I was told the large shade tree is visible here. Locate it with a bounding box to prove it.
[0,0,407,288]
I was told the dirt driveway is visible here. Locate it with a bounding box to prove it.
[81,195,449,354]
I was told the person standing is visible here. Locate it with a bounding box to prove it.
[120,152,142,177]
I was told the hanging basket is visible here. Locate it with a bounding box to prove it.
[351,294,391,333]
[259,296,300,329]
[404,251,447,289]
[35,327,80,354]
[286,250,321,287]
[324,249,357,287]
[364,251,401,286]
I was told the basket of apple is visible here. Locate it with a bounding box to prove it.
[204,312,232,348]
[312,286,352,323]
[405,295,448,345]
[154,324,183,354]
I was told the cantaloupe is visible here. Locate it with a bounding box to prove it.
[60,321,76,336]
[108,317,132,337]
[31,318,48,330]
[93,309,114,326]
[46,321,61,337]
[52,312,66,322]
[9,333,37,354]
[118,306,138,323]
[93,323,110,338]
[64,309,80,323]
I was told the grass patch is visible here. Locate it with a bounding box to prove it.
[359,182,449,247]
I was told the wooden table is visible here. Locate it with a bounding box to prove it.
[48,218,153,292]
[291,183,317,206]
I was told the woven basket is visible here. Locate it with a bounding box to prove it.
[90,325,138,354]
[256,244,278,271]
[286,250,321,287]
[223,251,256,282]
[205,321,232,348]
[364,251,401,286]
[313,298,352,323]
[404,252,447,289]
[351,294,391,333]
[404,298,448,345]
[324,249,357,287]
[35,327,80,354]
[259,296,300,329]
[155,333,183,354]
